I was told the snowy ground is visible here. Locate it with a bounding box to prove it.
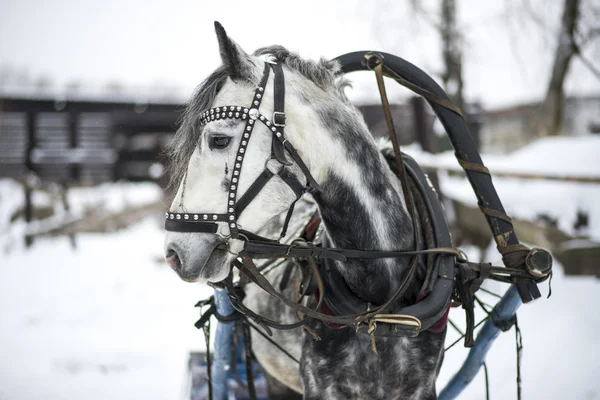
[1,136,600,400]
[0,219,209,400]
[0,182,210,400]
[406,136,600,240]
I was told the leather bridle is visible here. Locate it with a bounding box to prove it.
[165,61,321,240]
[164,59,549,340]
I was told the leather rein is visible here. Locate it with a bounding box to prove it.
[165,59,549,340]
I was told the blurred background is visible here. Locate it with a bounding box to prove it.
[1,0,599,399]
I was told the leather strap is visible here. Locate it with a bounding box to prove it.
[243,241,348,262]
[229,63,271,238]
[458,159,490,175]
[278,168,305,198]
[282,140,322,193]
[271,63,290,165]
[237,255,368,326]
[371,61,424,317]
[365,53,464,118]
[234,167,304,222]
[165,219,218,233]
[235,169,275,217]
[243,240,462,261]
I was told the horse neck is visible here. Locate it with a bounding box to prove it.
[306,105,418,306]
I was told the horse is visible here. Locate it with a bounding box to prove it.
[164,22,446,399]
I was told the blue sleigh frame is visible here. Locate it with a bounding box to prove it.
[192,286,522,400]
[189,50,547,399]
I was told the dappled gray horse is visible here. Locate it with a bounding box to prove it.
[164,22,445,399]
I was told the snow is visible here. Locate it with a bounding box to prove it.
[1,169,599,399]
[0,219,210,400]
[0,181,209,399]
[414,136,600,178]
[404,136,600,240]
[438,248,600,400]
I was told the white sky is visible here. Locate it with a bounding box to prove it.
[1,0,598,108]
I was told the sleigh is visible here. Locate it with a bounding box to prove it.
[182,50,553,400]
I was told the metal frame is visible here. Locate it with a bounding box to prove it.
[203,285,522,399]
[438,285,522,399]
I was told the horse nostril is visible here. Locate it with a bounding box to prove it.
[165,248,181,271]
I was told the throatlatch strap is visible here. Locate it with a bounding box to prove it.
[282,141,322,192]
[279,169,305,198]
[279,199,297,239]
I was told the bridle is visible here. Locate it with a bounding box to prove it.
[164,58,549,340]
[164,59,458,337]
[165,61,321,240]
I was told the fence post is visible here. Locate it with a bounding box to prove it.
[24,112,36,247]
[68,110,79,182]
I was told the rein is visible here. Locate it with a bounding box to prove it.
[169,58,552,343]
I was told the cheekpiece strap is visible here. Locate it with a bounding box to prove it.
[165,61,323,238]
[223,64,271,238]
[270,63,289,165]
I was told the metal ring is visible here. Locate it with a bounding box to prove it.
[456,249,469,263]
[364,52,384,70]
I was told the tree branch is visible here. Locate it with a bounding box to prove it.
[574,41,600,81]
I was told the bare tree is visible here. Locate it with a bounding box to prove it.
[537,0,581,136]
[440,0,465,114]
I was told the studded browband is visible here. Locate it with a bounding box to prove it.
[165,62,322,239]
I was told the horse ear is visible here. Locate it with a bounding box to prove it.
[214,21,255,81]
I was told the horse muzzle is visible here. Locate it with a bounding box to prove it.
[164,232,233,283]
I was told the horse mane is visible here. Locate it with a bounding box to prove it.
[253,45,350,97]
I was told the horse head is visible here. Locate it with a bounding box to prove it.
[164,22,350,283]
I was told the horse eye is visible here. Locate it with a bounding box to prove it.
[210,136,231,150]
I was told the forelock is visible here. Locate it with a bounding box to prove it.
[253,45,347,93]
[167,45,353,191]
[166,66,228,190]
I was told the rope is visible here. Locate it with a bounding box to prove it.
[479,287,503,299]
[515,316,523,400]
[445,287,525,400]
[444,317,489,351]
[202,319,213,400]
[246,320,301,364]
[448,318,463,335]
[483,362,491,400]
[242,322,257,400]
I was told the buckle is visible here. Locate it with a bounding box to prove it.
[273,112,286,127]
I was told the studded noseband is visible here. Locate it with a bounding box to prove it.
[165,62,322,239]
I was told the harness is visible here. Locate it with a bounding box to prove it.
[314,153,454,337]
[165,62,321,240]
[166,57,552,345]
